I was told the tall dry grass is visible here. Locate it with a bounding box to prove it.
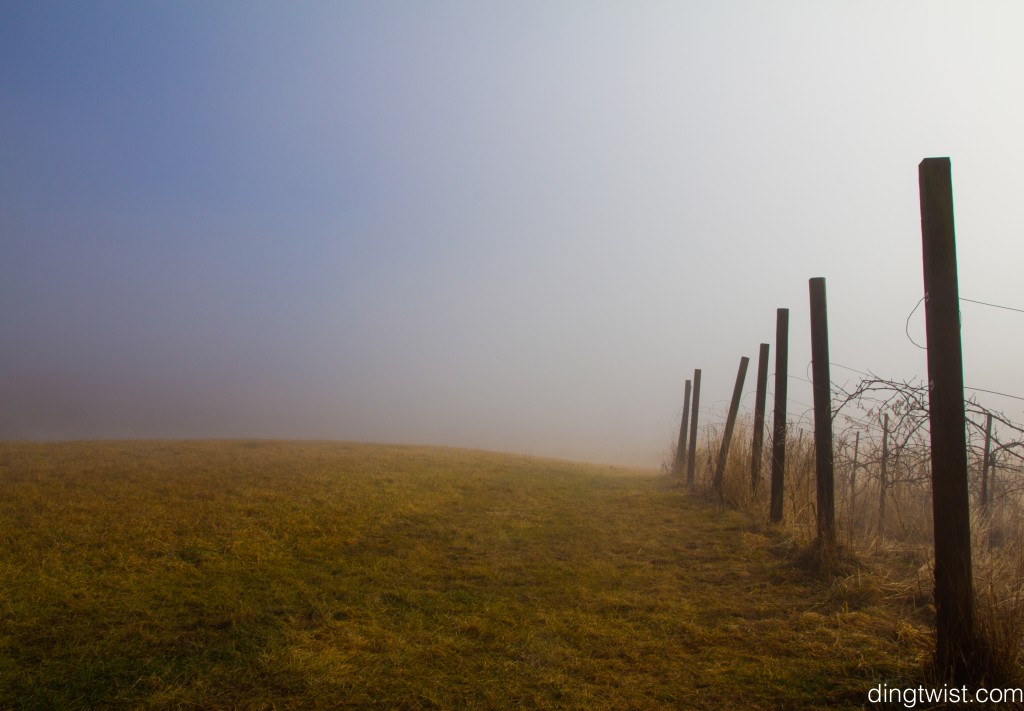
[669,416,1024,686]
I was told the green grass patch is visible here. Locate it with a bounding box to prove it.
[0,441,927,708]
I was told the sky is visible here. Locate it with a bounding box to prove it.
[2,1,1023,466]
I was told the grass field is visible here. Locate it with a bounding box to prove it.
[0,440,929,709]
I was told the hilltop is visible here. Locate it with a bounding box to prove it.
[0,441,926,708]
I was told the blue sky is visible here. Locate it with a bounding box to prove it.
[3,2,1023,464]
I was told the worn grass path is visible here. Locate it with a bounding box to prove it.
[0,441,927,709]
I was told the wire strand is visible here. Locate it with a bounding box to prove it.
[905,297,927,350]
[960,297,1024,314]
[964,386,1024,403]
[830,362,873,378]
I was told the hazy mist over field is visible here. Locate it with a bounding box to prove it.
[2,2,1023,465]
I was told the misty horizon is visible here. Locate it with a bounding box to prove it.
[3,3,1023,467]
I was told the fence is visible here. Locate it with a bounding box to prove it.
[669,158,1024,685]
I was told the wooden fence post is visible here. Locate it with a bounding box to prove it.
[809,277,836,548]
[686,369,701,488]
[769,308,789,523]
[878,413,889,538]
[713,356,750,500]
[674,380,692,477]
[919,156,976,683]
[849,431,860,536]
[751,343,770,493]
[990,451,997,509]
[980,412,993,515]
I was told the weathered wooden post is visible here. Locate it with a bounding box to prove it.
[674,380,692,477]
[750,343,770,493]
[851,433,860,484]
[686,369,701,487]
[713,356,750,500]
[919,156,976,683]
[989,451,998,514]
[849,431,860,535]
[878,413,889,538]
[980,412,993,514]
[809,277,836,548]
[769,308,789,523]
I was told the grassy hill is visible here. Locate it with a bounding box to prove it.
[0,441,927,709]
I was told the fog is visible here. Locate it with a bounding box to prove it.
[3,2,1023,465]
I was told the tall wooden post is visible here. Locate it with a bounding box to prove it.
[674,380,692,477]
[713,356,750,499]
[919,156,975,683]
[980,412,993,514]
[750,343,770,493]
[878,413,889,538]
[686,369,701,487]
[850,431,860,537]
[769,308,789,523]
[990,451,997,508]
[809,277,836,548]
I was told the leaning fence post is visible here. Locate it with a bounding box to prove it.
[769,308,789,523]
[686,369,702,487]
[809,277,836,549]
[919,156,976,683]
[750,343,770,494]
[674,380,692,477]
[713,356,750,500]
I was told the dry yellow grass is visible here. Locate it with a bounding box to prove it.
[688,421,1024,692]
[1,440,928,708]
